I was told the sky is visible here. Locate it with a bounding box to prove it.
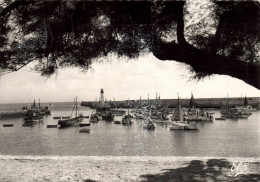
[0,53,259,104]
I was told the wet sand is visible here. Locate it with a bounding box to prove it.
[0,156,259,182]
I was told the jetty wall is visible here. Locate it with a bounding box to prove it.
[0,110,27,119]
[81,97,260,108]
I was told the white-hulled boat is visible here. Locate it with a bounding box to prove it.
[235,96,257,113]
[221,97,249,119]
[235,105,256,113]
[169,96,197,130]
[186,93,213,121]
[169,121,197,130]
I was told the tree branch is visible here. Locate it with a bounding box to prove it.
[153,2,259,89]
[152,35,260,89]
[0,1,33,18]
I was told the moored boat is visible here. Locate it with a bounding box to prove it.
[102,111,114,121]
[24,110,43,122]
[122,115,133,125]
[215,117,226,120]
[186,93,213,122]
[89,114,99,122]
[58,97,84,127]
[235,96,257,113]
[170,96,197,130]
[143,118,156,130]
[47,125,57,128]
[79,122,91,127]
[221,98,249,119]
[169,121,197,130]
[114,120,121,124]
[53,116,61,119]
[58,115,83,127]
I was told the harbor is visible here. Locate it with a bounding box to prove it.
[0,89,259,157]
[0,0,260,181]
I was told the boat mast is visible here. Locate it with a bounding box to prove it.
[173,93,183,122]
[75,97,78,117]
[128,98,130,115]
[227,94,230,113]
[244,96,248,106]
[177,95,183,122]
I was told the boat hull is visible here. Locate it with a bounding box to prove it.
[221,113,248,119]
[24,117,41,122]
[143,124,155,130]
[186,115,213,121]
[169,121,197,130]
[114,121,121,124]
[169,125,185,130]
[122,117,132,125]
[102,115,114,121]
[58,117,83,127]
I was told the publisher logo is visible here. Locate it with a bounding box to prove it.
[230,161,249,177]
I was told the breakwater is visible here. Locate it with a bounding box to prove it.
[81,97,260,108]
[0,110,27,119]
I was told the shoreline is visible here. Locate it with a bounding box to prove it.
[1,155,259,181]
[1,155,260,161]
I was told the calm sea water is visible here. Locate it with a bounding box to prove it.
[0,102,259,157]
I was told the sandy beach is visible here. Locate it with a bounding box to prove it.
[0,156,259,181]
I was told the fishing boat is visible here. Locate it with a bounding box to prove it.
[235,96,256,113]
[122,115,133,125]
[22,122,34,127]
[42,106,51,115]
[169,96,197,130]
[53,116,61,119]
[79,122,91,127]
[134,112,145,119]
[122,102,133,125]
[143,118,156,130]
[58,97,84,127]
[215,117,226,120]
[186,93,213,121]
[89,114,99,122]
[24,110,43,122]
[221,98,249,119]
[24,115,42,122]
[102,111,114,121]
[24,99,43,122]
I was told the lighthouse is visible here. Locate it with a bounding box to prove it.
[100,88,105,108]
